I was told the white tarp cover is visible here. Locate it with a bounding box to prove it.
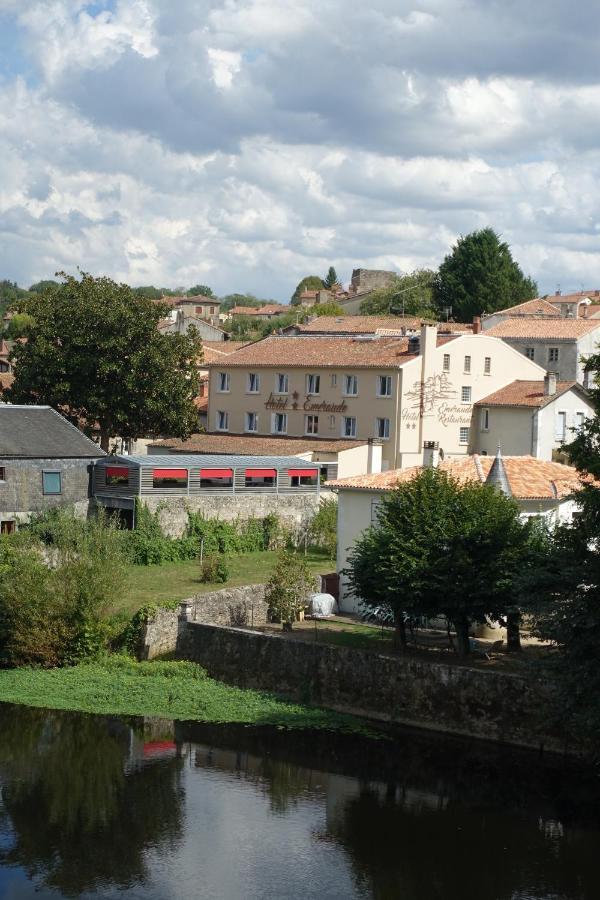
[309,593,337,618]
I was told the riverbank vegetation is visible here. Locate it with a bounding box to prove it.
[0,657,370,733]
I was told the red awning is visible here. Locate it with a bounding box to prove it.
[106,466,129,477]
[200,468,233,478]
[246,468,276,477]
[289,469,318,477]
[153,468,187,478]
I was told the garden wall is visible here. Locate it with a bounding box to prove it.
[142,494,323,538]
[176,616,565,755]
[141,584,269,659]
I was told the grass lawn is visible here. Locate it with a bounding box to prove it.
[120,549,334,615]
[0,657,373,734]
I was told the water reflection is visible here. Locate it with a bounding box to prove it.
[0,704,598,899]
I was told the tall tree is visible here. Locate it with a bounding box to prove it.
[186,284,215,298]
[324,266,338,289]
[346,468,530,655]
[360,269,436,317]
[291,275,325,306]
[6,272,202,451]
[432,228,537,321]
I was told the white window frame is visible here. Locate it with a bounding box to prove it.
[245,412,258,433]
[576,410,586,431]
[217,372,230,392]
[377,375,392,398]
[443,354,450,372]
[464,355,471,374]
[525,347,535,360]
[480,408,489,432]
[484,357,491,375]
[342,416,357,438]
[306,373,320,395]
[328,415,336,429]
[344,374,358,396]
[216,410,229,431]
[461,386,472,403]
[459,426,469,445]
[375,417,390,439]
[247,372,261,394]
[305,414,319,435]
[275,373,288,394]
[555,409,567,441]
[272,412,287,435]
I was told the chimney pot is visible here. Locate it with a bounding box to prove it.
[472,315,481,335]
[544,372,558,396]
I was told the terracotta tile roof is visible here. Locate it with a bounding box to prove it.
[205,334,421,369]
[193,396,209,412]
[485,317,600,340]
[583,305,600,317]
[328,455,584,500]
[229,306,263,316]
[297,316,473,335]
[545,291,600,304]
[149,433,365,455]
[496,298,562,317]
[475,380,580,409]
[202,341,250,354]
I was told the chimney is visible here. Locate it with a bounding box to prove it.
[472,316,481,335]
[544,372,558,396]
[423,441,440,468]
[367,439,383,474]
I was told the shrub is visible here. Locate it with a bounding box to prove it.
[199,554,229,584]
[309,499,337,559]
[265,550,313,630]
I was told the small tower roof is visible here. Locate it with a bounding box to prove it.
[486,445,512,496]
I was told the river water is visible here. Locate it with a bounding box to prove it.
[0,704,598,900]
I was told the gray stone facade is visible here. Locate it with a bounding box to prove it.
[142,493,321,537]
[0,458,94,524]
[350,268,397,295]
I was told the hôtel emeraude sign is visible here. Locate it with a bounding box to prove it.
[264,392,348,414]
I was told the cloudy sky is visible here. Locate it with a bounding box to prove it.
[0,0,599,301]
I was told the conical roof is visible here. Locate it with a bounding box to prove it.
[486,445,512,496]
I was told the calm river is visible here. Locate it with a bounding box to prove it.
[0,703,598,899]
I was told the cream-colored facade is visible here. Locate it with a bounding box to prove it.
[207,327,546,470]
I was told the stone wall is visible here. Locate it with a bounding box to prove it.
[176,618,564,754]
[141,584,269,659]
[0,458,93,521]
[142,493,321,538]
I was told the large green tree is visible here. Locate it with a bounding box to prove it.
[291,275,325,305]
[432,228,537,321]
[324,266,339,289]
[6,272,202,451]
[346,468,530,655]
[186,284,215,297]
[359,269,436,317]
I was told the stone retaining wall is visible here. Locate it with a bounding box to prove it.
[176,616,565,754]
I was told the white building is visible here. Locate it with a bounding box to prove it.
[328,452,584,613]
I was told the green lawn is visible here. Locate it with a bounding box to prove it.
[0,657,373,734]
[120,549,334,614]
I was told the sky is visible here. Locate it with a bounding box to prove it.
[0,0,599,301]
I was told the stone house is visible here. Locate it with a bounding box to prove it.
[157,295,221,327]
[0,405,105,533]
[328,451,584,613]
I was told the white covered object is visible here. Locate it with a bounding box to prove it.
[309,593,337,618]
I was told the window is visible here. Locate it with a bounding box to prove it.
[247,372,260,393]
[0,466,5,482]
[525,347,535,360]
[272,412,287,434]
[276,373,288,394]
[217,410,229,431]
[329,415,336,428]
[576,411,586,431]
[217,372,230,392]
[375,417,390,439]
[548,347,559,363]
[152,468,188,489]
[42,471,62,495]
[290,469,318,487]
[464,355,471,373]
[210,306,216,314]
[105,465,129,486]
[443,354,450,372]
[306,373,320,395]
[344,374,358,396]
[484,357,491,375]
[245,468,276,488]
[330,374,337,387]
[377,375,392,397]
[200,468,233,488]
[245,412,258,432]
[305,414,319,435]
[459,427,469,445]
[461,386,472,403]
[343,416,357,437]
[555,410,567,440]
[480,408,490,431]
[370,497,382,522]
